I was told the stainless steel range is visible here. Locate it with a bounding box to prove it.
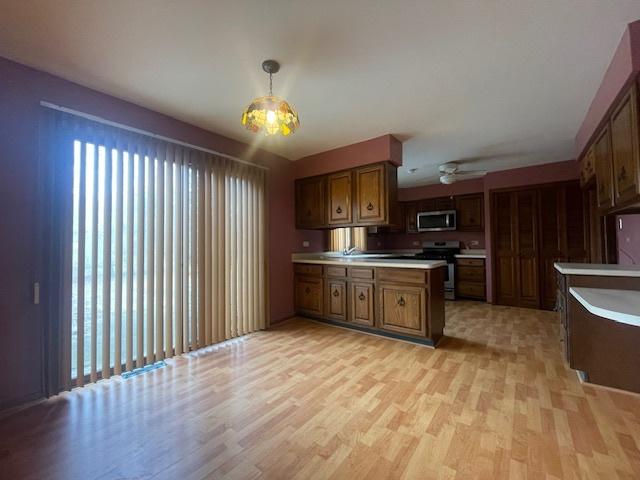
[415,241,460,300]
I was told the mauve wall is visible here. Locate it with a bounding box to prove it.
[576,20,640,157]
[0,57,296,409]
[617,214,640,265]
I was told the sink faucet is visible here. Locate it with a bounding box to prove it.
[342,247,361,256]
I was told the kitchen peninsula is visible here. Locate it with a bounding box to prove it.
[292,253,446,346]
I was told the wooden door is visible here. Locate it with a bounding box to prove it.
[327,171,352,225]
[294,276,323,316]
[378,284,426,336]
[325,279,347,321]
[295,176,326,228]
[515,190,540,308]
[355,164,386,223]
[538,186,564,310]
[350,282,374,326]
[456,193,484,231]
[610,85,640,206]
[594,126,614,211]
[493,192,518,306]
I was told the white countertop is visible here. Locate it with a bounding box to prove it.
[455,254,486,259]
[570,287,640,327]
[292,253,446,270]
[554,263,640,277]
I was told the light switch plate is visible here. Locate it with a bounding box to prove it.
[302,241,310,248]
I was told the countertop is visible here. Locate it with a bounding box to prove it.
[554,263,640,277]
[570,287,640,327]
[456,250,487,258]
[292,253,446,270]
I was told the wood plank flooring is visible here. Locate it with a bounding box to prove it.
[2,301,640,479]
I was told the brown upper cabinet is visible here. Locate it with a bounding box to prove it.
[594,126,614,211]
[327,171,353,225]
[295,162,399,229]
[295,176,326,229]
[455,193,484,231]
[584,81,640,215]
[355,163,397,224]
[610,85,640,206]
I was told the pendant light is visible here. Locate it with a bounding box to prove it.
[241,60,300,136]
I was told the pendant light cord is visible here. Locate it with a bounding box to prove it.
[269,72,273,96]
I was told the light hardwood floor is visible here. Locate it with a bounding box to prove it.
[2,301,640,479]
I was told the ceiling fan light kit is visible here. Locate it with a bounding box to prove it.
[241,59,300,136]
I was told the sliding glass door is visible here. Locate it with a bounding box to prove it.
[41,109,266,393]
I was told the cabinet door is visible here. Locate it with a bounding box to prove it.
[493,192,518,306]
[456,194,484,231]
[355,164,386,223]
[378,284,426,336]
[435,197,455,211]
[404,202,418,233]
[327,171,352,225]
[295,176,326,228]
[325,279,347,321]
[516,190,540,309]
[610,86,640,206]
[538,186,563,310]
[594,126,614,211]
[350,282,375,326]
[294,276,323,316]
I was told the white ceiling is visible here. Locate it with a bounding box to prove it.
[2,1,640,186]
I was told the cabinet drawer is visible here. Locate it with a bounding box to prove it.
[456,258,484,267]
[377,268,426,285]
[294,264,323,276]
[350,267,374,280]
[456,281,486,299]
[326,266,347,278]
[456,265,485,282]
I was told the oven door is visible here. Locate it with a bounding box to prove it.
[443,263,455,300]
[417,210,456,231]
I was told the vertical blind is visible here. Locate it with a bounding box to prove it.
[40,110,266,394]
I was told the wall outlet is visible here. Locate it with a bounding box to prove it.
[412,241,420,246]
[469,240,479,247]
[302,240,310,248]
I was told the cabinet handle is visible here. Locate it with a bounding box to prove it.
[358,292,366,301]
[366,202,374,211]
[618,166,627,182]
[305,287,310,294]
[333,289,340,297]
[336,205,342,214]
[397,296,405,307]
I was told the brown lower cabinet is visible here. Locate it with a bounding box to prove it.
[293,263,445,346]
[378,284,426,336]
[557,269,640,393]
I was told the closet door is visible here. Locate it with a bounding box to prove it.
[515,189,540,309]
[494,192,518,306]
[538,186,564,310]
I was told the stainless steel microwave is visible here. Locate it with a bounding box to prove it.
[417,210,457,232]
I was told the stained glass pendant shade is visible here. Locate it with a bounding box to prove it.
[241,60,300,136]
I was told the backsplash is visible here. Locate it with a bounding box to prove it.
[367,231,485,251]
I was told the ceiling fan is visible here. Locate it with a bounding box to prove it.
[438,163,487,184]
